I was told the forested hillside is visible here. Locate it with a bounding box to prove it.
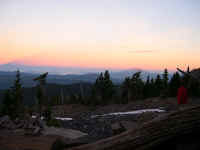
[1,68,198,108]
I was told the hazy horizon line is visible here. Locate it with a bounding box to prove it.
[0,61,178,75]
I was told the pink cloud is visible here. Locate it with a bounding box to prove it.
[128,50,157,53]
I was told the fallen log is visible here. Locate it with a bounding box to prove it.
[67,106,200,150]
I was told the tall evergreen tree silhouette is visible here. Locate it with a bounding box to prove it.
[162,68,169,89]
[33,72,48,117]
[130,72,144,100]
[2,90,14,118]
[143,75,151,98]
[155,74,163,96]
[122,77,131,103]
[169,72,181,96]
[103,70,114,100]
[2,70,24,119]
[93,70,114,105]
[11,70,24,118]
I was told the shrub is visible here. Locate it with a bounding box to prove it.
[46,119,61,127]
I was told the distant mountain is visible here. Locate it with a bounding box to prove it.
[0,63,172,89]
[0,63,164,77]
[0,63,113,74]
[0,71,99,89]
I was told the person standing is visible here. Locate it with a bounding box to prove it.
[177,84,188,104]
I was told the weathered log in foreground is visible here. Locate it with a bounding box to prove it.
[67,106,200,150]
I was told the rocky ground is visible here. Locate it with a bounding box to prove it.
[0,130,61,150]
[1,97,200,150]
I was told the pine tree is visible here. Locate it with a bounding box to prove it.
[182,67,190,88]
[162,68,169,89]
[121,77,131,103]
[187,66,190,73]
[169,72,181,96]
[149,78,156,97]
[92,72,104,105]
[155,74,163,96]
[92,70,114,105]
[150,78,154,85]
[130,72,144,100]
[2,70,24,119]
[2,90,14,117]
[103,70,114,100]
[33,72,48,117]
[143,75,151,98]
[11,70,24,118]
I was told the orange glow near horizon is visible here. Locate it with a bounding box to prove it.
[1,33,200,71]
[1,0,200,73]
[0,24,199,72]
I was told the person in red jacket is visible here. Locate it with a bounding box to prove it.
[177,84,188,104]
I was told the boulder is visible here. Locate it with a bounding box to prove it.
[120,121,138,130]
[0,116,17,130]
[0,115,46,136]
[6,120,17,130]
[14,117,20,124]
[36,119,46,129]
[44,127,87,139]
[0,115,10,125]
[33,127,42,136]
[111,122,126,135]
[51,137,88,150]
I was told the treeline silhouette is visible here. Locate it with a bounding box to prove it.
[1,67,200,117]
[68,68,200,106]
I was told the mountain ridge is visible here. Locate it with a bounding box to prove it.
[0,63,172,89]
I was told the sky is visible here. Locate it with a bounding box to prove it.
[0,0,200,71]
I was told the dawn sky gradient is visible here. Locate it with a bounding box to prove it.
[0,0,200,70]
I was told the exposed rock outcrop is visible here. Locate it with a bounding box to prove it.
[0,115,45,136]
